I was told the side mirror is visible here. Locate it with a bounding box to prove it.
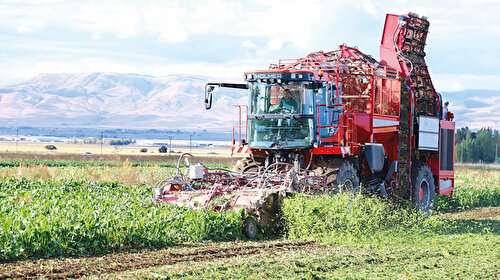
[326,83,337,108]
[204,85,216,110]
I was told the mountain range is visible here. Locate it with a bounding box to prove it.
[0,72,498,131]
[0,72,246,132]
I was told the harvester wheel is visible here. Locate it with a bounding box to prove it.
[233,157,259,174]
[243,216,258,239]
[412,162,436,215]
[334,161,360,195]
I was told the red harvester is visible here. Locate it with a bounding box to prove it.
[155,12,455,238]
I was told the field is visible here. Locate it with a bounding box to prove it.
[0,158,499,279]
[0,140,234,157]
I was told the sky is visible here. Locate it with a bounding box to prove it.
[1,0,499,92]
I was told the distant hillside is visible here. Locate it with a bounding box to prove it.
[0,72,246,131]
[0,72,497,131]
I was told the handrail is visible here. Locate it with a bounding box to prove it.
[232,105,248,146]
[315,104,357,148]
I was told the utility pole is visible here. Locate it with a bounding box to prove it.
[16,129,19,154]
[189,134,192,153]
[496,143,498,164]
[168,135,172,156]
[460,142,463,163]
[100,132,103,155]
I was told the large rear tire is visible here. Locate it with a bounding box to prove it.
[334,161,360,195]
[412,162,436,215]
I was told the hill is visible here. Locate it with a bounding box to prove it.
[0,73,246,131]
[0,72,498,131]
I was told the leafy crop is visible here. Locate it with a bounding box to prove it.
[435,167,500,211]
[435,186,500,212]
[0,178,242,260]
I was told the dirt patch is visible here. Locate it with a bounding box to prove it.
[439,207,500,220]
[0,241,320,279]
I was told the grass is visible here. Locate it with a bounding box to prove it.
[0,159,230,185]
[116,234,499,279]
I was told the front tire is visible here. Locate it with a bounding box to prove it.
[412,162,436,215]
[243,216,258,239]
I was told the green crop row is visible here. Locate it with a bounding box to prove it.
[0,178,242,260]
[435,186,500,212]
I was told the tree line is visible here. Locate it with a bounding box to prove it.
[455,127,499,163]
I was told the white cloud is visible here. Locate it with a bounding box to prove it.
[141,5,190,43]
[467,96,500,104]
[363,1,377,17]
[78,3,141,39]
[15,19,45,33]
[432,73,500,92]
[242,40,257,49]
[267,37,283,51]
[0,0,499,92]
[0,55,258,86]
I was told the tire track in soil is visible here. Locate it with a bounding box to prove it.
[0,241,319,279]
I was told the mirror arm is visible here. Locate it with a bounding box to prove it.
[204,82,248,110]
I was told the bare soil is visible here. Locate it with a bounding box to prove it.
[0,241,320,279]
[439,207,500,220]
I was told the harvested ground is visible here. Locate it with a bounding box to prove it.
[0,240,320,279]
[438,206,500,220]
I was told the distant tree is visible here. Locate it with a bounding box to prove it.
[455,127,499,163]
[83,137,100,144]
[455,127,471,143]
[140,148,148,153]
[158,146,168,153]
[109,138,136,146]
[44,145,57,150]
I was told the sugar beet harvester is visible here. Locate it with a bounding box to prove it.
[154,12,455,238]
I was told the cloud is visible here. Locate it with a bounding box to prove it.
[242,40,257,49]
[467,96,500,104]
[15,19,45,33]
[0,0,499,92]
[78,3,141,39]
[363,1,378,17]
[432,73,500,92]
[267,38,283,51]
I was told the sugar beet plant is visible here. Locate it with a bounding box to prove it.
[435,186,500,212]
[0,178,242,260]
